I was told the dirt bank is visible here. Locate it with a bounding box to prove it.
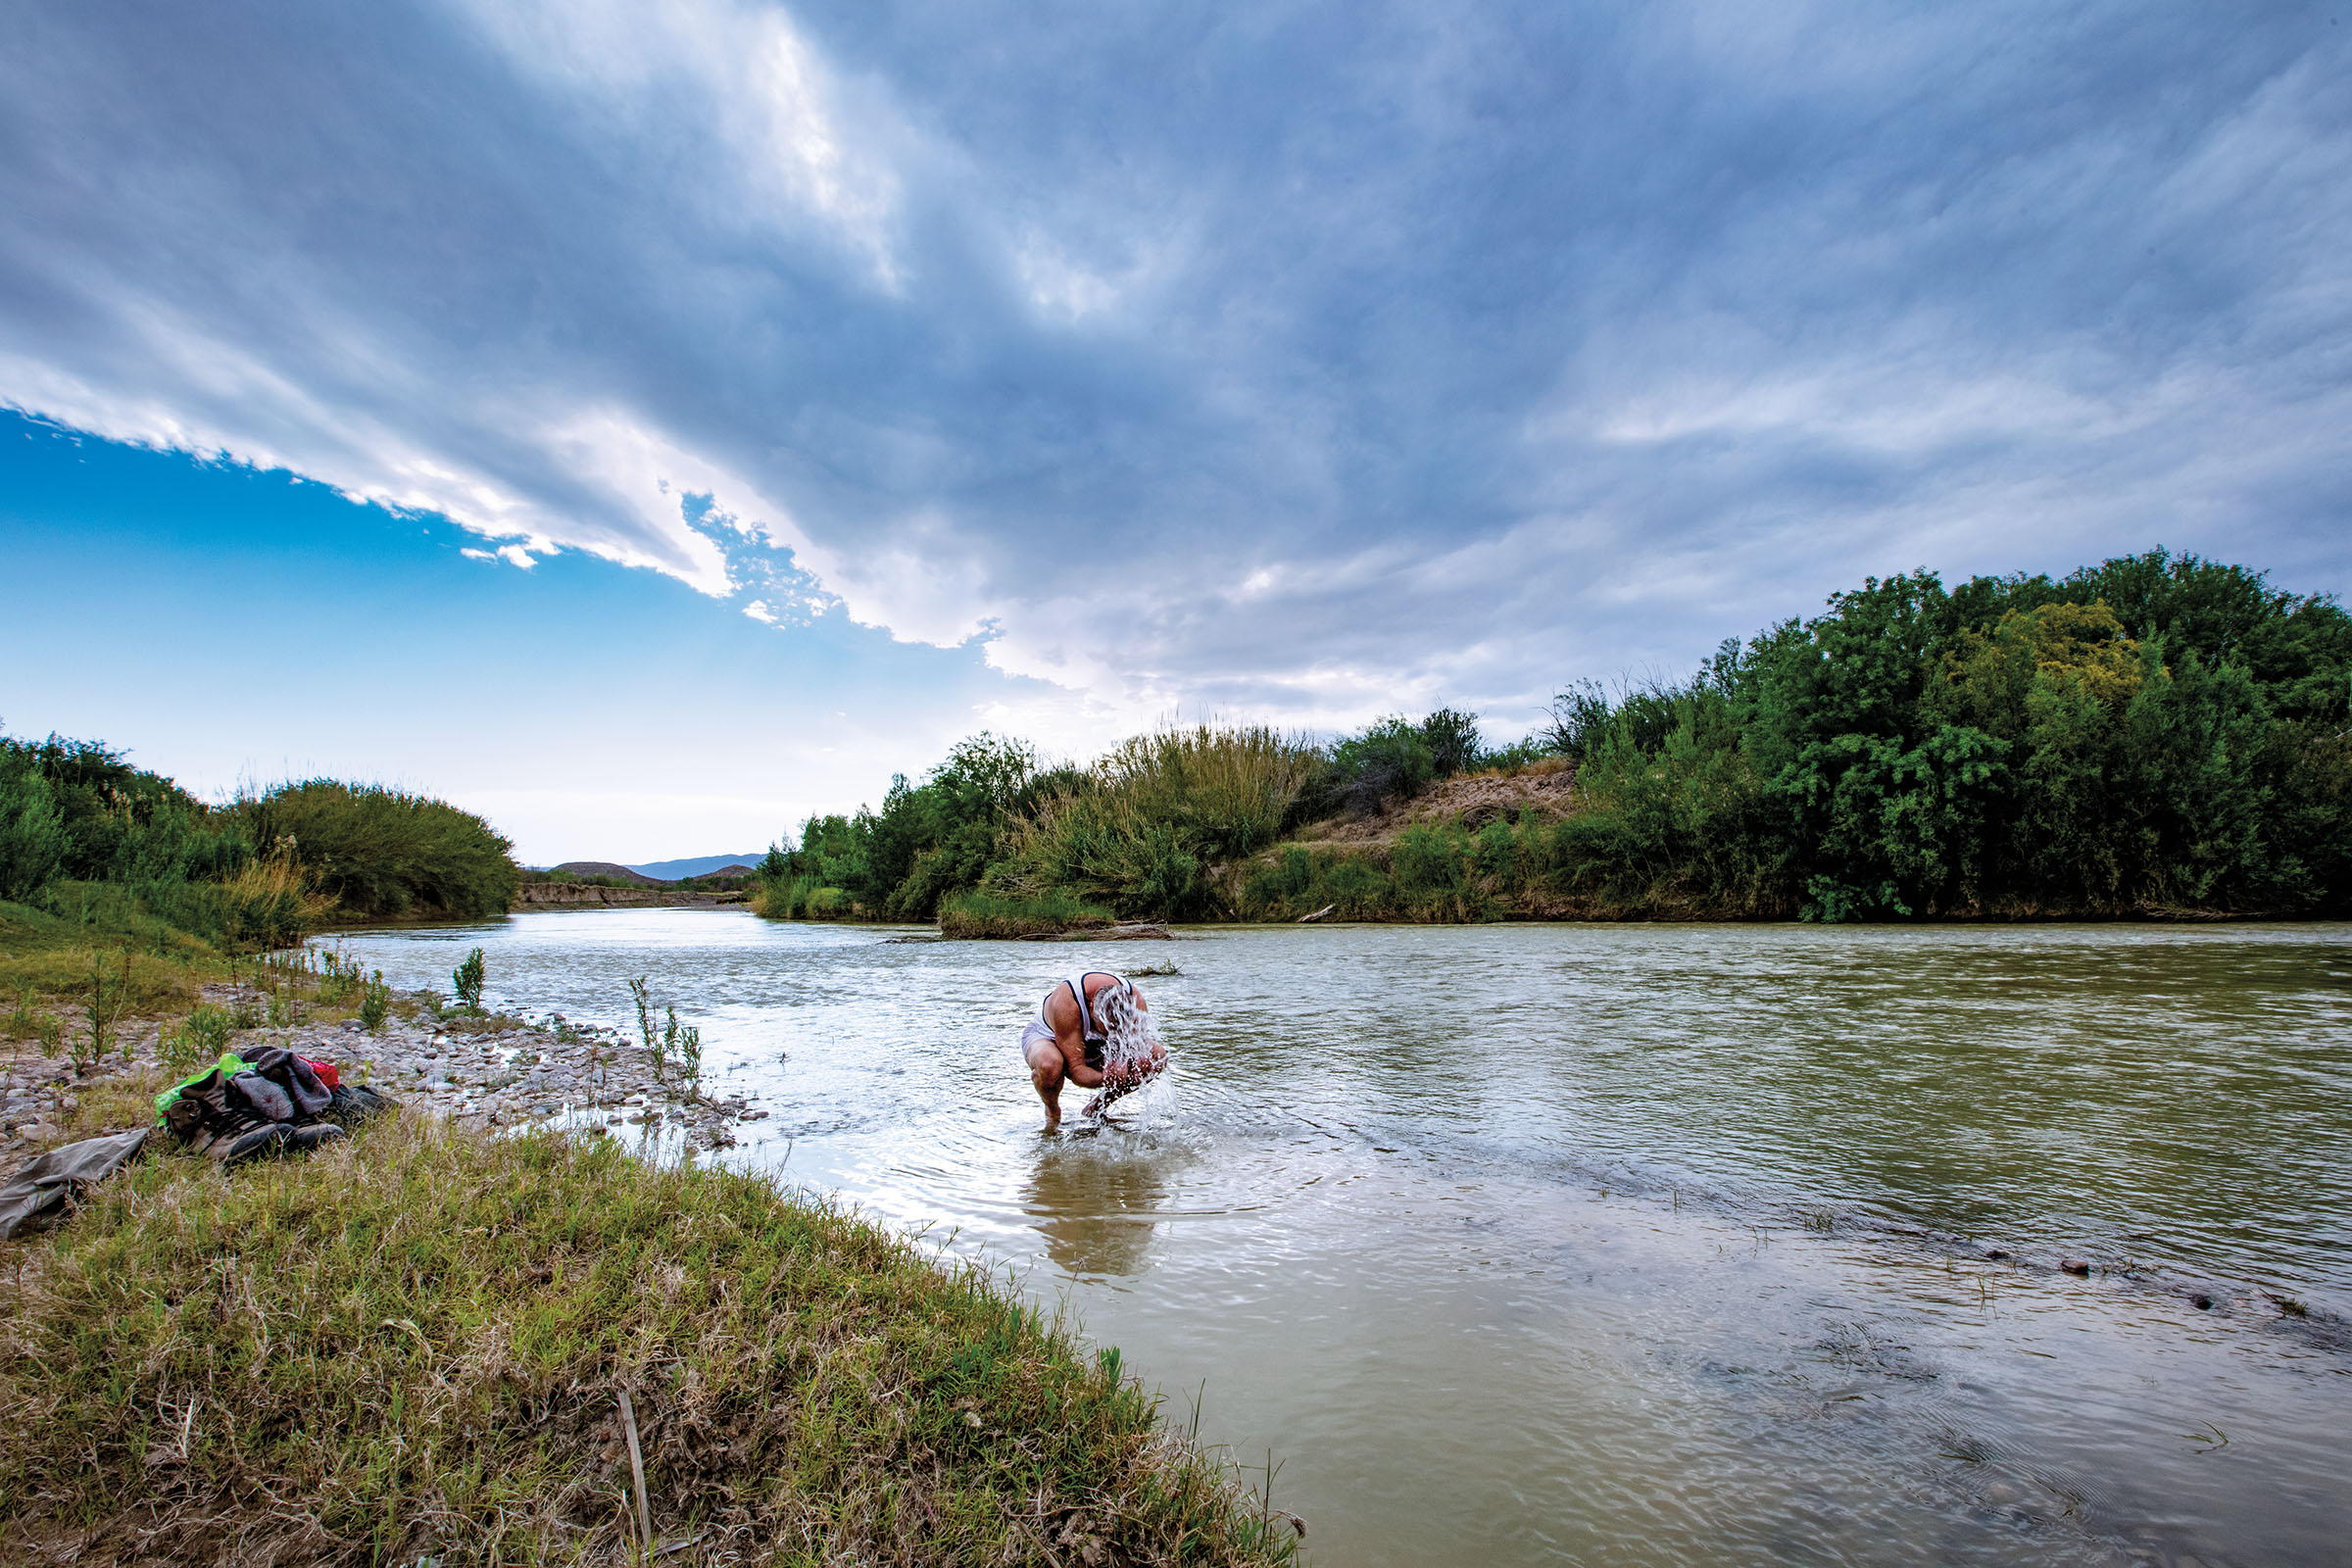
[1292,760,1582,846]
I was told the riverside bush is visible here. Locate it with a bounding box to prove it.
[232,780,520,919]
[2,729,514,945]
[1557,550,2352,918]
[758,725,1326,924]
[758,550,2352,926]
[0,734,250,899]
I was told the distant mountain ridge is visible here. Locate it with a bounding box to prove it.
[549,861,663,887]
[626,852,766,880]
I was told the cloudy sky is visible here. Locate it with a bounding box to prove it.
[4,0,2348,863]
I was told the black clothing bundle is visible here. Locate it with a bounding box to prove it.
[158,1046,393,1165]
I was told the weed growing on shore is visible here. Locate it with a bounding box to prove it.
[162,1004,235,1077]
[0,1116,1298,1567]
[315,945,362,1004]
[452,945,486,1011]
[624,978,704,1085]
[357,968,391,1032]
[662,1004,703,1086]
[628,974,657,1054]
[74,950,134,1073]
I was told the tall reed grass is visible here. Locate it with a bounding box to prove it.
[988,725,1321,920]
[938,889,1113,939]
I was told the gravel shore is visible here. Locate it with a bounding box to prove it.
[2,982,764,1158]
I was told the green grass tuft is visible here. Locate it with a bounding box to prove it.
[0,1116,1296,1567]
[937,890,1114,940]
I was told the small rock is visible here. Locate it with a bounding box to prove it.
[2060,1258,2091,1276]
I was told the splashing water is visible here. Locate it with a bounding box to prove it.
[1087,983,1178,1128]
[1095,982,1158,1074]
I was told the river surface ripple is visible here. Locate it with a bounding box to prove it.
[322,913,2352,1568]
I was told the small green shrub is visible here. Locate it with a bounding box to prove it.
[452,947,486,1011]
[662,1005,703,1085]
[358,969,391,1032]
[164,1004,237,1076]
[4,986,39,1039]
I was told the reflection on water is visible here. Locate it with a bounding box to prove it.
[320,912,2352,1568]
[1023,1134,1186,1279]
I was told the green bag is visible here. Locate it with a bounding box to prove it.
[154,1053,248,1125]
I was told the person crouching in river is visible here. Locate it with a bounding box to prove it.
[1022,970,1167,1128]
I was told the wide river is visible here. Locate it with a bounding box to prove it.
[321,912,2352,1568]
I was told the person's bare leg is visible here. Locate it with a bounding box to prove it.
[1028,1044,1065,1128]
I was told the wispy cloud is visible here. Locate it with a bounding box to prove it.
[3,0,2347,741]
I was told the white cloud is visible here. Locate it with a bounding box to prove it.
[1,0,2346,757]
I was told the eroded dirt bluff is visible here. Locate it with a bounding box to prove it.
[1292,760,1581,846]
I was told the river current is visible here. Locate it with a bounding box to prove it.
[320,912,2352,1568]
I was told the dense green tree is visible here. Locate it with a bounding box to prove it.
[1563,551,2352,919]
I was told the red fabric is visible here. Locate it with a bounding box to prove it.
[300,1056,341,1089]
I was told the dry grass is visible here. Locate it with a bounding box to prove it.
[1290,763,1581,848]
[0,1116,1298,1568]
[0,947,201,1013]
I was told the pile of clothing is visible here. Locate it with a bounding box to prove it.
[0,1048,400,1240]
[155,1046,394,1164]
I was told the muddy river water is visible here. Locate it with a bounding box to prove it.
[323,913,2352,1567]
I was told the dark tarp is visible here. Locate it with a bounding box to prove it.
[0,1127,149,1240]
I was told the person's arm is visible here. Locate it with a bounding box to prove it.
[1048,983,1110,1090]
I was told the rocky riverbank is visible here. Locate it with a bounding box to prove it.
[1,982,763,1161]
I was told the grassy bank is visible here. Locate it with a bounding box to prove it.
[0,1115,1298,1567]
[937,891,1114,940]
